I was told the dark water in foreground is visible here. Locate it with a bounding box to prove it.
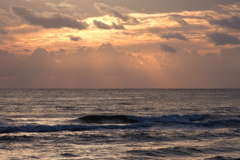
[0,89,240,160]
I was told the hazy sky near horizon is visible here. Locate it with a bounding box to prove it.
[1,0,240,88]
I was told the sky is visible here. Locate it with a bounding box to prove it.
[0,0,240,88]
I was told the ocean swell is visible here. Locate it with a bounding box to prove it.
[1,114,239,133]
[0,123,152,133]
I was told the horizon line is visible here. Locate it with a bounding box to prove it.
[1,88,240,90]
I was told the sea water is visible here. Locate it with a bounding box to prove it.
[0,89,240,160]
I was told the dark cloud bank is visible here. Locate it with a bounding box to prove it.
[11,6,88,29]
[207,32,240,45]
[209,16,240,30]
[1,43,240,88]
[0,43,150,88]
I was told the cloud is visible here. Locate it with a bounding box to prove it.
[10,25,41,34]
[0,9,22,28]
[11,6,88,30]
[69,36,82,41]
[206,32,240,45]
[209,16,240,30]
[221,47,240,59]
[160,44,177,53]
[0,43,156,88]
[0,50,11,57]
[2,0,240,88]
[2,44,240,88]
[92,0,237,13]
[31,47,48,58]
[148,27,163,34]
[157,48,240,88]
[161,33,188,41]
[217,2,240,14]
[0,29,8,34]
[94,3,139,24]
[94,3,129,21]
[112,22,125,30]
[24,49,31,52]
[169,16,189,26]
[96,43,118,55]
[111,6,136,14]
[93,20,112,29]
[45,2,77,11]
[93,20,125,30]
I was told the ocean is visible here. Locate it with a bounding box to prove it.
[0,89,240,160]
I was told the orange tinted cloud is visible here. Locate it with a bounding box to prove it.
[0,0,240,88]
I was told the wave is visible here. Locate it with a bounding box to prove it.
[0,123,152,133]
[128,146,204,157]
[128,147,240,159]
[193,119,240,127]
[1,114,239,133]
[78,114,240,127]
[79,114,207,124]
[79,115,139,123]
[204,156,240,160]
